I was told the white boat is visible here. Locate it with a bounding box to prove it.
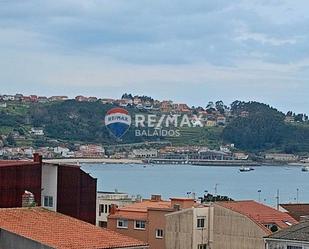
[239,166,254,172]
[301,166,309,172]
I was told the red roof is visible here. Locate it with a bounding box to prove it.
[218,201,298,231]
[0,208,148,249]
[280,203,309,221]
[109,200,172,220]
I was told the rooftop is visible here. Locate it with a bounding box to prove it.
[0,160,39,168]
[0,208,147,249]
[108,199,172,220]
[280,203,309,221]
[218,201,298,230]
[266,220,309,242]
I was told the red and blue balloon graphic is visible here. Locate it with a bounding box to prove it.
[105,108,131,138]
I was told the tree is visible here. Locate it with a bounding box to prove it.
[6,134,16,146]
[215,100,225,114]
[121,93,133,99]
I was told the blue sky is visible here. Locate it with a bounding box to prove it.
[0,0,308,113]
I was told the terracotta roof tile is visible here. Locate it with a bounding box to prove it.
[0,208,148,249]
[280,204,309,221]
[218,201,298,230]
[108,200,171,220]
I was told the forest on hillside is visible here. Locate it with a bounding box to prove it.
[0,99,308,154]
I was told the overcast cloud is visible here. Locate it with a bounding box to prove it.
[0,0,308,112]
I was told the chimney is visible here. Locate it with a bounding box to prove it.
[22,191,35,207]
[110,204,118,215]
[151,195,162,202]
[33,153,42,164]
[170,198,195,209]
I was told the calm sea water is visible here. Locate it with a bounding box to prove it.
[81,164,309,208]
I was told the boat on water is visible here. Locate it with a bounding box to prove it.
[301,166,309,172]
[239,166,255,172]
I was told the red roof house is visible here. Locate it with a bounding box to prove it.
[0,207,148,249]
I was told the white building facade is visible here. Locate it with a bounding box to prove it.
[96,191,137,228]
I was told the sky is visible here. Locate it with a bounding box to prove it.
[0,0,308,113]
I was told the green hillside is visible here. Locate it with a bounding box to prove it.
[0,100,308,154]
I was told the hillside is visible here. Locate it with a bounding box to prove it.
[0,100,308,154]
[223,101,309,153]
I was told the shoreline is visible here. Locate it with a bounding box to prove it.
[44,158,143,165]
[42,158,304,168]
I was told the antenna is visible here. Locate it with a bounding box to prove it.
[258,190,262,203]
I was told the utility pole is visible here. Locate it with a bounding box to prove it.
[276,189,280,210]
[214,184,218,195]
[296,188,299,204]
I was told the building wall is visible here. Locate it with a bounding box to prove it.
[192,207,213,249]
[148,209,171,249]
[212,204,267,249]
[266,240,309,249]
[107,219,148,243]
[0,229,53,249]
[41,164,58,211]
[165,209,194,249]
[57,165,97,224]
[96,193,135,227]
[0,164,42,208]
[79,170,97,224]
[165,207,213,249]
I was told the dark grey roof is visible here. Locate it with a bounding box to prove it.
[266,220,309,242]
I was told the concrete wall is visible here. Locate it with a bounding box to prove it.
[165,206,213,249]
[0,229,53,249]
[192,207,213,249]
[41,164,58,211]
[165,208,194,249]
[212,204,267,249]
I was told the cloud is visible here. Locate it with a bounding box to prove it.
[0,0,309,112]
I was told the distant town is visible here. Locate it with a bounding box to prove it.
[0,92,309,166]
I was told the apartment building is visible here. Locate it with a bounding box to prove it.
[97,191,137,228]
[0,154,97,224]
[166,204,214,249]
[165,201,298,249]
[131,149,158,159]
[0,207,148,249]
[107,195,196,249]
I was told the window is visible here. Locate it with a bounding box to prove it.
[287,246,302,249]
[265,224,278,232]
[198,244,207,249]
[197,217,205,228]
[156,229,164,238]
[134,220,146,230]
[117,219,128,229]
[43,196,53,207]
[104,204,108,213]
[99,204,104,215]
[99,221,107,228]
